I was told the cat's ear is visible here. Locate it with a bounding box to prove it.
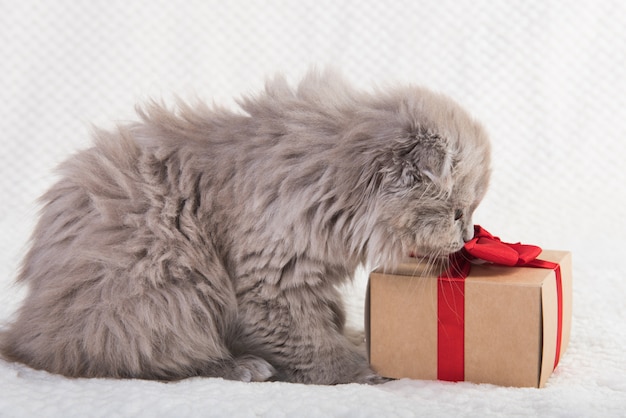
[384,129,453,192]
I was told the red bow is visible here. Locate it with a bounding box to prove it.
[462,225,542,267]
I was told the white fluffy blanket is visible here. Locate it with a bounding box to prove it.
[1,1,625,416]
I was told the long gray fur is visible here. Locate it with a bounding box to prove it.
[0,71,491,384]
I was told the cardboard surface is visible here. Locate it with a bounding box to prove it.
[367,250,572,388]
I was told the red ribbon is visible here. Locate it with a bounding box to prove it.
[437,225,564,381]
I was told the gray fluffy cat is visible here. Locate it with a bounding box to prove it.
[1,71,490,384]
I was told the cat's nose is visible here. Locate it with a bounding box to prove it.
[462,225,474,242]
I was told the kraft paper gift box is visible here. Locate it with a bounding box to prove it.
[365,234,572,388]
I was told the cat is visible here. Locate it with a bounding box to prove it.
[0,70,491,384]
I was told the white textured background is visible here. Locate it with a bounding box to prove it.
[1,1,625,416]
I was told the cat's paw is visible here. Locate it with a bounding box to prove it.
[356,371,393,385]
[230,355,276,382]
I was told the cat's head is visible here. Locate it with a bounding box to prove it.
[351,86,491,266]
[257,71,491,268]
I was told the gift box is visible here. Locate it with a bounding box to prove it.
[365,228,572,388]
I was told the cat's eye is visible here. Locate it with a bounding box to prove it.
[454,209,463,221]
